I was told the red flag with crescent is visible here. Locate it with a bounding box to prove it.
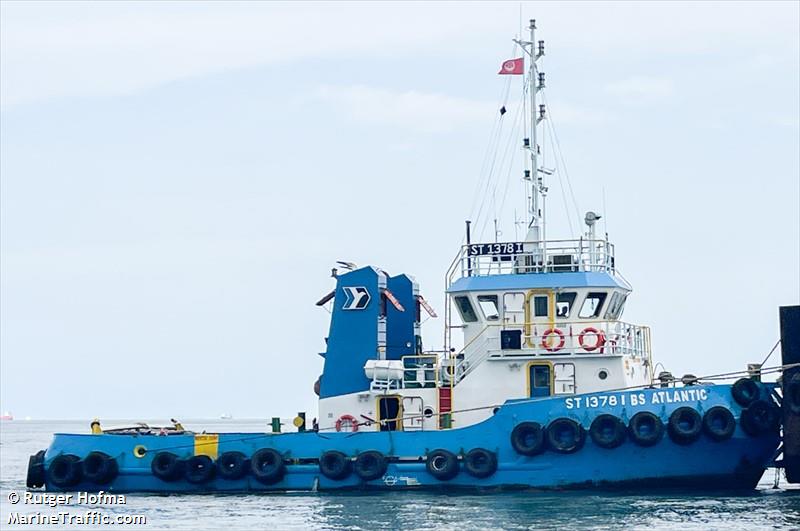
[498,57,524,75]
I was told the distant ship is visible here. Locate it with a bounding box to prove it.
[1,411,13,421]
[220,413,233,420]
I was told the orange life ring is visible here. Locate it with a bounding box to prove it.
[541,328,565,352]
[579,327,606,352]
[335,414,359,432]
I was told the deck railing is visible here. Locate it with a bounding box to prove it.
[446,238,616,281]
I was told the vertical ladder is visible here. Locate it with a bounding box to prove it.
[438,387,452,429]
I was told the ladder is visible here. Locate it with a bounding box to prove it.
[438,387,452,429]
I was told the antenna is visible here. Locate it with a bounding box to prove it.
[514,19,547,244]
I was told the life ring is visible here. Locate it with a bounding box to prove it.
[589,414,626,449]
[425,449,459,481]
[319,450,352,480]
[546,418,586,453]
[250,448,285,484]
[740,400,779,436]
[81,451,118,484]
[628,411,664,447]
[151,451,183,482]
[579,327,605,352]
[540,328,565,352]
[510,421,545,456]
[354,450,388,481]
[47,454,82,488]
[667,407,702,445]
[217,451,248,480]
[731,377,759,407]
[184,455,216,484]
[702,406,736,442]
[335,414,359,432]
[463,448,497,478]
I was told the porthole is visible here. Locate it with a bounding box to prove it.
[598,369,609,381]
[423,407,435,418]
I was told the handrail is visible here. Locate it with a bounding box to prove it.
[442,319,651,385]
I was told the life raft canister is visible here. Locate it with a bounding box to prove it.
[541,328,565,352]
[578,327,606,352]
[82,451,118,484]
[335,414,359,432]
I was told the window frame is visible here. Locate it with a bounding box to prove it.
[454,295,478,323]
[578,291,608,319]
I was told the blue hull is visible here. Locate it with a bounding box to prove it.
[33,383,780,493]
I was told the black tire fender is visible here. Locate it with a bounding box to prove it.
[510,422,545,456]
[731,378,760,407]
[151,451,183,482]
[702,406,736,442]
[82,452,118,484]
[47,454,82,488]
[250,448,286,485]
[546,418,586,454]
[217,451,248,480]
[354,450,388,481]
[184,455,216,484]
[319,450,352,480]
[426,449,459,481]
[463,448,497,479]
[668,407,703,445]
[741,399,779,436]
[589,414,626,449]
[628,411,664,447]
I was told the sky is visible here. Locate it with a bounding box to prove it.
[1,1,798,421]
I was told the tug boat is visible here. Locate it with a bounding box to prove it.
[26,20,800,493]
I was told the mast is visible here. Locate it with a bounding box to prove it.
[516,19,546,244]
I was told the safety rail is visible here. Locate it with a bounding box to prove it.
[446,238,616,281]
[445,320,651,385]
[401,354,440,389]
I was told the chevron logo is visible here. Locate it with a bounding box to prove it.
[342,286,370,310]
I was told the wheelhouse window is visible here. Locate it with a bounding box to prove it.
[503,292,525,324]
[477,295,499,321]
[604,292,627,320]
[579,292,607,318]
[556,292,577,318]
[454,296,478,323]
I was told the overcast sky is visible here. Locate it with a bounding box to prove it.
[1,1,798,421]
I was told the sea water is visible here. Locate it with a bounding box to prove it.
[3,420,800,530]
